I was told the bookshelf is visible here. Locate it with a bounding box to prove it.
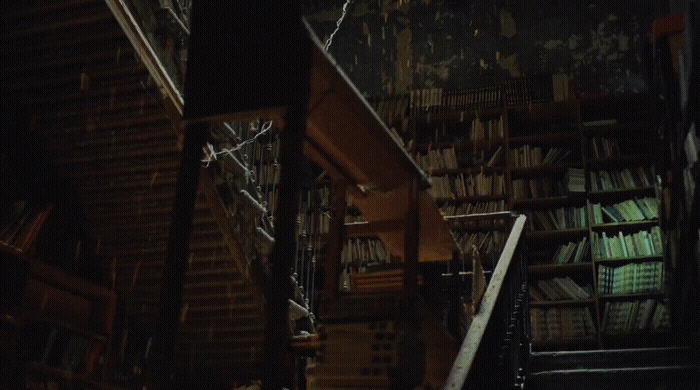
[404,85,666,351]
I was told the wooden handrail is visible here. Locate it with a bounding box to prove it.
[104,0,184,116]
[443,214,527,389]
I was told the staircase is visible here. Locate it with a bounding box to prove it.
[528,346,700,390]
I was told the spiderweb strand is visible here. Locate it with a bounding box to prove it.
[324,0,352,51]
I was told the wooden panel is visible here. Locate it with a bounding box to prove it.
[351,182,456,261]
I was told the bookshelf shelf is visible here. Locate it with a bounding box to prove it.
[427,167,505,176]
[599,292,665,300]
[509,131,579,145]
[507,100,579,118]
[588,187,655,197]
[590,220,659,230]
[512,195,584,207]
[434,195,507,203]
[532,338,598,350]
[528,263,592,274]
[582,120,650,135]
[587,154,652,166]
[414,138,506,151]
[525,228,589,239]
[593,255,664,263]
[510,163,582,175]
[413,107,505,124]
[530,298,596,307]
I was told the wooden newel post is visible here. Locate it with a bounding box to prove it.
[403,177,420,296]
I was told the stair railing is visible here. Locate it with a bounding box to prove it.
[444,213,529,390]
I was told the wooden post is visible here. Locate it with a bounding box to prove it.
[146,121,207,389]
[323,179,347,300]
[403,177,419,296]
[262,15,312,390]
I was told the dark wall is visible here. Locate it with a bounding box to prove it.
[304,0,658,98]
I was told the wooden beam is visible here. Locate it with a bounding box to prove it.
[443,214,526,390]
[145,121,207,389]
[323,179,347,300]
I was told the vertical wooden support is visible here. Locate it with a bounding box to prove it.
[262,17,312,390]
[403,177,420,296]
[323,179,347,300]
[147,121,207,389]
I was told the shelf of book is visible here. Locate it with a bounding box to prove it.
[593,255,665,263]
[510,163,582,175]
[525,228,589,240]
[582,120,651,135]
[511,195,583,208]
[507,99,579,119]
[599,292,666,300]
[528,263,593,274]
[530,298,596,307]
[587,154,654,167]
[590,220,660,230]
[412,107,506,125]
[509,131,580,145]
[588,187,656,198]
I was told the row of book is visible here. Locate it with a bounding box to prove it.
[471,117,505,141]
[512,177,567,199]
[589,167,654,192]
[565,168,585,192]
[510,145,574,167]
[428,173,506,199]
[408,74,565,115]
[530,307,596,342]
[597,262,664,295]
[601,300,668,335]
[416,146,505,171]
[341,238,392,266]
[530,276,593,301]
[409,86,503,114]
[0,201,53,253]
[439,200,507,217]
[454,231,505,256]
[589,136,621,159]
[528,206,588,231]
[592,227,663,259]
[550,237,590,264]
[590,197,659,224]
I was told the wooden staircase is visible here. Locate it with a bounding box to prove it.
[527,346,700,390]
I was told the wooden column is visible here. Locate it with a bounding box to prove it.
[262,18,312,390]
[403,177,420,296]
[323,179,347,300]
[147,121,207,389]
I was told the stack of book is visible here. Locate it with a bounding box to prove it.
[589,167,654,191]
[592,227,663,259]
[530,276,593,301]
[528,206,587,231]
[565,168,585,192]
[530,307,596,341]
[428,172,505,199]
[512,177,567,199]
[601,299,668,334]
[550,238,589,264]
[415,147,459,171]
[470,117,505,141]
[341,238,392,268]
[510,145,572,167]
[455,231,505,255]
[590,136,621,159]
[590,197,659,224]
[501,74,555,106]
[439,200,506,217]
[597,262,665,295]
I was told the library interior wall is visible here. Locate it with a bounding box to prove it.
[304,0,658,98]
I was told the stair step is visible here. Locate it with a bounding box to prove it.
[530,346,698,372]
[527,364,700,390]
